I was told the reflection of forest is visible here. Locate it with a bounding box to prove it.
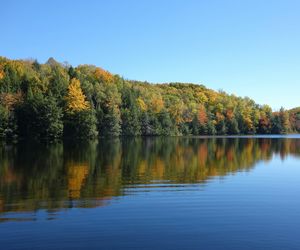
[0,138,300,215]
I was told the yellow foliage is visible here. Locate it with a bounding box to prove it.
[151,95,164,113]
[137,97,147,111]
[207,91,218,105]
[0,67,4,80]
[244,117,254,131]
[169,100,184,124]
[66,78,89,113]
[196,92,208,104]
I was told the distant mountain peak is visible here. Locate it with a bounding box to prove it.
[46,57,59,66]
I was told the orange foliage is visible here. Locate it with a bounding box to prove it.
[226,109,234,120]
[0,67,4,80]
[198,144,208,166]
[0,92,23,110]
[226,148,234,161]
[216,112,225,122]
[259,116,270,128]
[94,67,113,83]
[198,105,208,124]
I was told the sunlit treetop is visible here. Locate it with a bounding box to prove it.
[65,78,90,113]
[94,67,113,83]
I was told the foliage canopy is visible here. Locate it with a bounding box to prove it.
[0,56,298,140]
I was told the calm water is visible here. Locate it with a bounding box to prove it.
[0,136,300,249]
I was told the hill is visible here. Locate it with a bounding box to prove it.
[0,56,298,140]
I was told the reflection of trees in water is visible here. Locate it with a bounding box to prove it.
[67,162,89,199]
[0,138,300,214]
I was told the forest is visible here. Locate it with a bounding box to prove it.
[0,56,299,140]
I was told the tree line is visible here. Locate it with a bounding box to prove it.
[0,56,299,140]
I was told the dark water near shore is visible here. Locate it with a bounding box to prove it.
[0,136,300,249]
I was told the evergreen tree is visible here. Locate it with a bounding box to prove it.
[15,95,63,139]
[0,105,9,138]
[279,107,290,134]
[140,112,153,136]
[158,111,177,136]
[121,108,141,136]
[64,109,97,139]
[121,87,141,135]
[0,56,298,140]
[216,120,227,135]
[226,118,240,134]
[100,106,122,137]
[207,121,217,135]
[271,115,282,134]
[190,116,200,135]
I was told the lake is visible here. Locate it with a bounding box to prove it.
[0,136,300,249]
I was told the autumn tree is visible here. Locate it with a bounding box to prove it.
[197,105,208,134]
[64,78,97,138]
[0,56,297,140]
[65,78,89,113]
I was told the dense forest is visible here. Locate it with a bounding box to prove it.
[0,56,299,140]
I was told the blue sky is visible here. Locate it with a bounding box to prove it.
[1,0,299,110]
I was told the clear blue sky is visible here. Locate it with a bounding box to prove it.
[1,0,299,110]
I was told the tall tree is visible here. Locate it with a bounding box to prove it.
[64,78,97,138]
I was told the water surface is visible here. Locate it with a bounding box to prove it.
[0,137,300,249]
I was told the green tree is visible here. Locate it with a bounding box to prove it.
[64,109,98,138]
[121,87,141,136]
[15,95,63,139]
[0,105,9,138]
[279,107,290,134]
[226,118,240,134]
[158,111,177,136]
[0,56,298,140]
[271,114,282,134]
[100,106,122,137]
